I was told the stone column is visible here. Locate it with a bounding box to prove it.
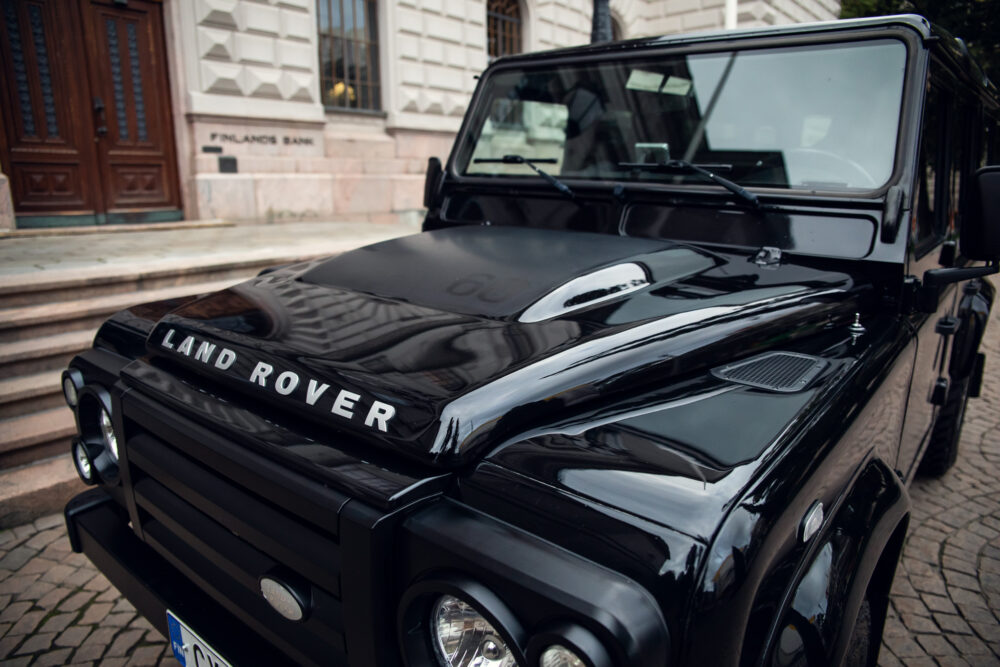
[0,166,13,232]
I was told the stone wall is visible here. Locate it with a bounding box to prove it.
[738,0,840,27]
[168,0,841,223]
[629,0,839,38]
[177,0,324,122]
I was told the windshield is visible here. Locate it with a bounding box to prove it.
[458,39,907,192]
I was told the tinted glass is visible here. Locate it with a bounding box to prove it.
[459,39,908,192]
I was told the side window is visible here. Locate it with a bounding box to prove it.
[945,99,968,239]
[989,114,1000,164]
[913,85,943,252]
[913,81,975,254]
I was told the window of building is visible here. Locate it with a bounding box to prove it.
[487,0,522,61]
[317,0,380,111]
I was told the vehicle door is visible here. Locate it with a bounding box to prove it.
[898,75,975,478]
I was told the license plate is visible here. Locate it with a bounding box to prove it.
[167,610,233,667]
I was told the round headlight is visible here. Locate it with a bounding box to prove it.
[540,645,586,667]
[432,595,516,667]
[63,377,79,408]
[72,440,97,485]
[99,408,119,461]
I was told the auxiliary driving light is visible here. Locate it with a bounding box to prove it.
[540,645,586,667]
[526,624,612,667]
[75,388,120,484]
[61,369,83,408]
[71,439,98,485]
[432,595,516,667]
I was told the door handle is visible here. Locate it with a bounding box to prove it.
[93,96,107,140]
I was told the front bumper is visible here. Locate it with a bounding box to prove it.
[65,489,296,666]
[64,351,671,667]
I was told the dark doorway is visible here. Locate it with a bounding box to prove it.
[0,0,181,228]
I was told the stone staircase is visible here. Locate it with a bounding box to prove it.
[0,260,281,469]
[0,220,416,527]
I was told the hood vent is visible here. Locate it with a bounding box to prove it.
[712,352,827,393]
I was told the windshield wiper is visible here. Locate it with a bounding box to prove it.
[618,159,759,209]
[474,154,576,200]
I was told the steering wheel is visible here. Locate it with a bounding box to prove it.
[786,148,878,188]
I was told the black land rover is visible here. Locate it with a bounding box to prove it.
[62,14,1000,667]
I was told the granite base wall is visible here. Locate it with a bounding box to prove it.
[189,118,453,222]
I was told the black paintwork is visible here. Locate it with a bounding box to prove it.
[144,225,863,469]
[62,14,999,667]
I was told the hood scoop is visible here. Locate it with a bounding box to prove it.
[519,263,650,323]
[297,225,686,321]
[712,352,827,393]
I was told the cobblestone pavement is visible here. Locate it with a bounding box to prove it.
[877,287,1000,667]
[0,514,180,667]
[1,300,999,665]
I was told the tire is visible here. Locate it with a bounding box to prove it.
[844,598,872,667]
[918,376,970,477]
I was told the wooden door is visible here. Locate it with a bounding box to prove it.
[81,0,180,219]
[0,0,180,227]
[0,0,103,218]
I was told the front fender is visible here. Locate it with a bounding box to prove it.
[761,459,909,667]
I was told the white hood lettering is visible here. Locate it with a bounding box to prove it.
[158,328,396,433]
[215,348,237,370]
[176,336,195,356]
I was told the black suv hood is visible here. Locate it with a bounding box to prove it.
[146,226,860,467]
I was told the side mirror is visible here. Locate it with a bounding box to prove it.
[424,157,444,209]
[961,165,1000,261]
[918,166,1000,309]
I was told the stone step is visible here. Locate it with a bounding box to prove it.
[0,329,96,378]
[0,455,84,528]
[0,407,77,469]
[0,255,285,309]
[0,277,243,343]
[0,370,64,420]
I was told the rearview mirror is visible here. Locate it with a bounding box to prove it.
[961,165,1000,261]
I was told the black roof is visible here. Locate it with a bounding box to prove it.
[488,13,996,100]
[490,14,932,64]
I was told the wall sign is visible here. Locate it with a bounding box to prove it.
[209,132,315,146]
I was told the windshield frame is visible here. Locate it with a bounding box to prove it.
[447,26,924,201]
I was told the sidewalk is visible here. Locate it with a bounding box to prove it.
[0,219,417,290]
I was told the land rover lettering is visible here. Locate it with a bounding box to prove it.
[63,14,999,667]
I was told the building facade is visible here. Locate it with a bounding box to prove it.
[0,0,840,230]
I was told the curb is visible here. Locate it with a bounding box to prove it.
[0,456,84,529]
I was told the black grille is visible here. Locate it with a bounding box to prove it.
[121,394,350,666]
[712,352,827,392]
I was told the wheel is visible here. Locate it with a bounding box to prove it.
[918,376,970,477]
[844,598,872,667]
